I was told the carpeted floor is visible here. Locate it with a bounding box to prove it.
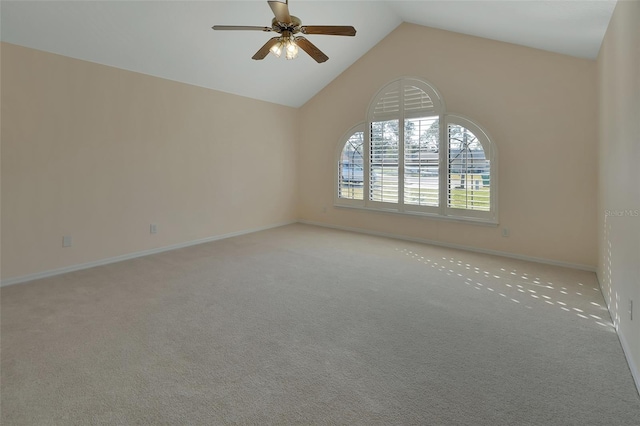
[2,223,639,425]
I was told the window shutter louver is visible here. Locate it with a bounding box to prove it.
[404,85,435,113]
[372,82,401,120]
[373,91,400,116]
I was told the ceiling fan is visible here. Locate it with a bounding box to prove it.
[212,0,356,63]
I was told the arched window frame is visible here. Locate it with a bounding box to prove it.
[444,114,498,222]
[334,123,366,208]
[335,77,498,225]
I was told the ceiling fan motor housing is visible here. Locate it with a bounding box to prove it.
[272,16,302,33]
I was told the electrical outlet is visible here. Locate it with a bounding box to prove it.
[150,224,158,234]
[502,228,510,237]
[62,235,72,247]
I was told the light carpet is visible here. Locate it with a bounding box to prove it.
[2,223,639,425]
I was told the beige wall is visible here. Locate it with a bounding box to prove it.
[597,0,640,388]
[0,24,603,279]
[1,43,298,281]
[298,23,598,268]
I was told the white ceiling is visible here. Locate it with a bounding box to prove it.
[1,1,617,107]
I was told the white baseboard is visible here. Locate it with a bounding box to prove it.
[298,220,596,272]
[597,273,640,395]
[617,329,640,395]
[1,221,295,287]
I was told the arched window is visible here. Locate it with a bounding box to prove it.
[337,125,365,201]
[445,115,495,220]
[335,77,497,224]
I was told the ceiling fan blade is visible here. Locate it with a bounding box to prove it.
[300,26,357,36]
[252,37,280,60]
[295,37,329,63]
[268,1,292,24]
[212,25,272,32]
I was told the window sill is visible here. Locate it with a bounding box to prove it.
[334,203,498,227]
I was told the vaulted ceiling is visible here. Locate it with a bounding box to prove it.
[1,1,617,107]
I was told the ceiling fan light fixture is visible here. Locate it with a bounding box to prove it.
[285,38,299,60]
[270,40,284,57]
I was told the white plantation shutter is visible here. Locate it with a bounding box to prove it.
[404,84,435,113]
[368,79,443,208]
[370,120,399,203]
[372,81,401,120]
[337,78,496,224]
[372,90,401,117]
[369,86,401,204]
[404,116,439,207]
